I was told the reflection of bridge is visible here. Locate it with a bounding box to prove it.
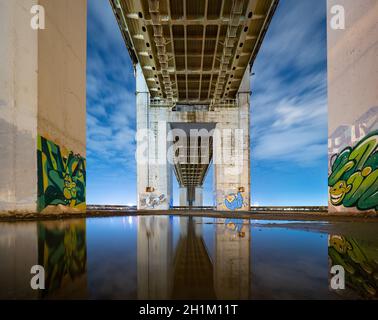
[137,216,250,299]
[172,217,216,299]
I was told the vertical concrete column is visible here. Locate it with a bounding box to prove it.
[136,63,150,209]
[37,0,87,213]
[137,80,172,210]
[327,0,378,213]
[214,69,250,211]
[0,0,87,214]
[0,0,38,213]
[194,187,203,207]
[179,187,188,206]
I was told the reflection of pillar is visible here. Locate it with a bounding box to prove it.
[137,216,173,299]
[179,187,188,206]
[194,187,203,207]
[0,223,38,299]
[193,217,203,237]
[214,218,250,299]
[179,216,188,237]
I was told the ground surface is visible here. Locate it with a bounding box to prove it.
[0,208,377,222]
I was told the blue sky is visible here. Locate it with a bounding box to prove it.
[86,0,328,206]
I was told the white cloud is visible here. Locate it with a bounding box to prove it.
[251,0,328,167]
[86,0,136,174]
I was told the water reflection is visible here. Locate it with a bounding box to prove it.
[0,221,86,299]
[37,220,86,299]
[0,216,377,299]
[328,235,378,299]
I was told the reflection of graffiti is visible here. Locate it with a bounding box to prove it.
[328,131,378,211]
[328,235,378,298]
[37,136,86,212]
[224,192,244,211]
[140,193,166,209]
[38,221,86,298]
[225,218,247,237]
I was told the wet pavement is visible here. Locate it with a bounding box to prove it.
[0,215,377,300]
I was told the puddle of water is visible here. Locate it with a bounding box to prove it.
[0,216,377,300]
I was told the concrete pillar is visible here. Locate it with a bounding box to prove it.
[136,64,172,210]
[214,69,251,211]
[179,187,188,206]
[327,0,378,213]
[0,0,38,212]
[0,0,87,214]
[194,187,203,207]
[136,63,150,209]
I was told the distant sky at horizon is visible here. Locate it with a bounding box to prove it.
[86,0,328,206]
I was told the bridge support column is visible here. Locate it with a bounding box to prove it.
[193,187,203,207]
[179,187,188,206]
[0,0,87,214]
[136,65,172,210]
[214,70,251,211]
[327,0,378,213]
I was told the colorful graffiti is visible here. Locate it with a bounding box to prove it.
[140,193,166,209]
[328,235,378,298]
[224,192,244,211]
[329,106,378,155]
[37,136,86,212]
[328,131,378,211]
[38,221,87,298]
[225,218,247,238]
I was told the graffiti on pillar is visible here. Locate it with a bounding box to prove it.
[140,193,166,209]
[217,190,247,211]
[38,221,86,298]
[328,235,378,298]
[329,106,378,156]
[328,131,378,211]
[224,192,244,210]
[37,136,86,213]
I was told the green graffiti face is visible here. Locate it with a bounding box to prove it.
[37,136,86,212]
[330,180,351,205]
[328,131,378,211]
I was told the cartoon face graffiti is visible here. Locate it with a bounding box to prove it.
[330,180,351,205]
[224,192,244,211]
[328,131,378,211]
[328,235,352,254]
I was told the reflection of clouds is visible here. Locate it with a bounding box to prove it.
[250,227,333,300]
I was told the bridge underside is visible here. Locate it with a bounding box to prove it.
[111,0,279,106]
[110,0,279,211]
